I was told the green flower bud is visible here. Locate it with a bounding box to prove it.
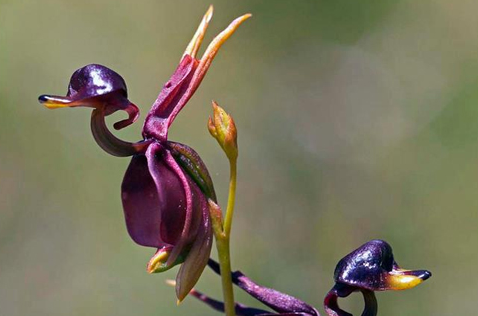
[208,101,238,161]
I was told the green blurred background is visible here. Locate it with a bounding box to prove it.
[1,0,477,315]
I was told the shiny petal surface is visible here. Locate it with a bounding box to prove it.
[333,240,431,291]
[39,64,140,129]
[121,147,167,247]
[146,143,190,247]
[67,64,128,101]
[334,240,394,291]
[122,143,189,248]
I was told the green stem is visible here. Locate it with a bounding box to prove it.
[216,236,235,316]
[224,157,237,237]
[211,156,237,316]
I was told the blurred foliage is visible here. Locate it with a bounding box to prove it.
[1,0,478,315]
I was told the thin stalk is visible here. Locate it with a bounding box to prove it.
[223,157,237,237]
[216,237,235,316]
[211,156,237,316]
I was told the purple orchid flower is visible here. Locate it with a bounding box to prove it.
[324,240,431,316]
[38,6,250,301]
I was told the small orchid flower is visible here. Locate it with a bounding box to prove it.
[324,239,431,316]
[38,6,250,301]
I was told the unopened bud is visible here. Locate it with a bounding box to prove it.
[208,101,238,161]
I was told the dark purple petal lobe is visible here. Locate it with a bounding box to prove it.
[145,143,188,246]
[122,149,167,248]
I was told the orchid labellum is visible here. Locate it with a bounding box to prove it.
[324,240,431,316]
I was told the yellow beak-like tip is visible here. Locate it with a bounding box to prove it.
[387,269,432,290]
[38,95,73,109]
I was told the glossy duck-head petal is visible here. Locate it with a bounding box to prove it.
[39,64,146,157]
[39,64,139,128]
[334,239,431,291]
[324,240,431,316]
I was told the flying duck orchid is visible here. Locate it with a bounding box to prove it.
[38,6,250,302]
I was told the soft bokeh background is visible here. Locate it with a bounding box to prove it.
[1,0,477,315]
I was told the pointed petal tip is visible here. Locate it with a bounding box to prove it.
[183,5,214,58]
[417,270,432,281]
[403,269,432,282]
[38,95,49,103]
[230,13,252,28]
[112,102,140,130]
[205,5,214,22]
[199,12,251,64]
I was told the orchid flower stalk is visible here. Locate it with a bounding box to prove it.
[207,101,239,316]
[38,5,250,306]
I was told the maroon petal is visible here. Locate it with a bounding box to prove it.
[176,189,212,301]
[121,142,185,248]
[154,146,202,265]
[142,55,198,141]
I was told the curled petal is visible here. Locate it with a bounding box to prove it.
[324,284,377,316]
[91,109,150,157]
